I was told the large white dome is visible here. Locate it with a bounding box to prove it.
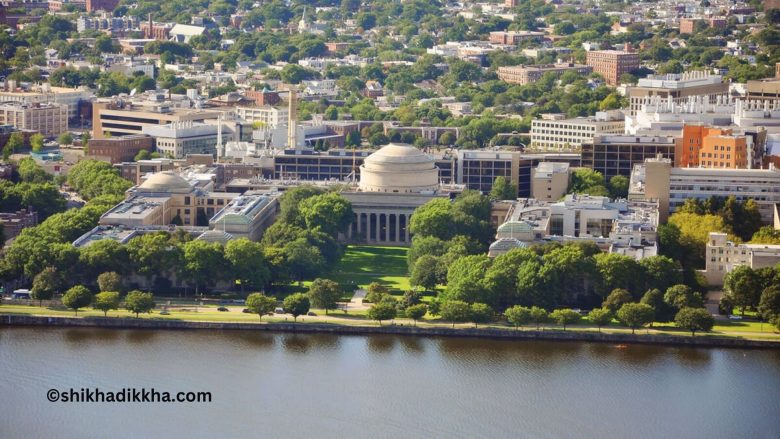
[138,171,192,193]
[359,143,439,193]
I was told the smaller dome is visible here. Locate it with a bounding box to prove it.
[363,143,435,166]
[139,171,192,193]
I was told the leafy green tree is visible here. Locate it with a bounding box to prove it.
[97,271,122,293]
[489,176,517,201]
[440,300,471,328]
[224,239,270,291]
[365,282,390,303]
[299,192,353,235]
[751,227,780,245]
[4,132,24,158]
[723,265,761,315]
[79,239,129,279]
[530,306,548,330]
[31,266,63,306]
[602,288,633,313]
[595,253,644,297]
[124,290,155,317]
[282,238,326,282]
[664,284,703,310]
[569,168,605,194]
[758,286,780,321]
[587,308,613,332]
[640,256,682,293]
[550,309,582,330]
[368,301,397,326]
[675,307,714,336]
[405,303,427,326]
[616,303,654,334]
[640,288,674,323]
[92,291,120,317]
[444,254,492,304]
[30,133,44,152]
[57,132,73,145]
[307,278,341,315]
[245,293,277,320]
[401,290,422,309]
[504,305,532,330]
[608,175,629,199]
[409,198,453,239]
[483,248,537,309]
[410,255,442,291]
[283,293,310,322]
[181,240,226,296]
[469,303,494,328]
[62,285,93,315]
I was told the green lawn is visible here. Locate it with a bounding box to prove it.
[324,245,411,292]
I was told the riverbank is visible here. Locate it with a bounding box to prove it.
[3,314,779,349]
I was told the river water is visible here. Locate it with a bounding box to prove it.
[0,327,778,438]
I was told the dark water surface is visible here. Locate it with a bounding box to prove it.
[1,327,778,438]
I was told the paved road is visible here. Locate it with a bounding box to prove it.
[349,289,370,311]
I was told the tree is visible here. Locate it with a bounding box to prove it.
[124,290,155,317]
[504,305,532,330]
[470,303,494,328]
[723,265,761,315]
[569,168,605,194]
[62,285,93,315]
[97,271,122,293]
[616,303,654,334]
[401,290,422,309]
[92,291,120,317]
[751,227,780,245]
[245,293,277,320]
[440,300,471,328]
[181,240,226,296]
[588,308,613,332]
[79,239,129,279]
[30,133,44,153]
[530,306,548,330]
[595,254,644,297]
[603,288,633,313]
[365,282,390,303]
[299,192,353,236]
[608,175,629,199]
[550,309,581,330]
[675,307,714,336]
[57,132,73,145]
[758,286,780,321]
[4,132,23,158]
[283,293,310,322]
[489,176,517,201]
[640,288,674,323]
[405,304,427,326]
[664,284,703,310]
[640,256,682,293]
[444,254,492,304]
[31,266,63,306]
[307,278,341,315]
[367,301,397,326]
[224,239,270,291]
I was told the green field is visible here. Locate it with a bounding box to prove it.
[324,245,411,293]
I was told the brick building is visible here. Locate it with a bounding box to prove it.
[88,135,155,164]
[586,50,640,86]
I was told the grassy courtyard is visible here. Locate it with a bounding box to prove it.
[324,245,411,293]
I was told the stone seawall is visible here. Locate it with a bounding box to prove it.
[2,314,778,349]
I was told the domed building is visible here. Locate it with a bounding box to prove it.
[137,171,194,194]
[358,143,439,193]
[342,143,460,245]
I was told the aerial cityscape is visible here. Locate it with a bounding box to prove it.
[0,0,779,437]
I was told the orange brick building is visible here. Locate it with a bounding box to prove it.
[675,125,748,169]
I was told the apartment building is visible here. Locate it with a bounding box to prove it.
[581,135,676,179]
[0,84,91,122]
[586,50,640,86]
[530,111,625,151]
[627,72,729,116]
[0,102,68,137]
[497,63,592,85]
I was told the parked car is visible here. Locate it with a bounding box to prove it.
[217,306,229,312]
[307,311,317,316]
[242,308,250,313]
[159,310,170,316]
[274,307,285,314]
[728,315,743,320]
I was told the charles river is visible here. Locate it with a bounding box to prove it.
[1,327,778,438]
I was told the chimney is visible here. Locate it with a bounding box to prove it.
[147,13,153,38]
[287,89,297,149]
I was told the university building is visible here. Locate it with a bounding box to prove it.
[530,111,625,151]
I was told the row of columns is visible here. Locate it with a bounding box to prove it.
[347,211,412,244]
